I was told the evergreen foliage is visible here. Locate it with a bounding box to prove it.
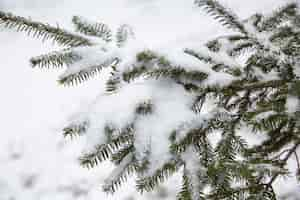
[1,0,300,199]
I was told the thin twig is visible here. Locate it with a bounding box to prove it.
[266,143,300,187]
[294,152,300,171]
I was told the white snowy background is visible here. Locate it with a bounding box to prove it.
[0,0,299,199]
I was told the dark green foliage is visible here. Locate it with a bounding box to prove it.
[177,175,193,200]
[58,58,118,86]
[259,2,298,31]
[63,121,89,138]
[2,1,300,199]
[105,72,121,93]
[184,48,241,76]
[72,16,112,42]
[30,49,81,68]
[79,133,134,168]
[0,11,92,47]
[146,67,208,83]
[136,160,180,193]
[195,0,246,34]
[135,101,153,115]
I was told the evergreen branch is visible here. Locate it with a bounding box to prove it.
[72,16,112,42]
[0,11,92,47]
[106,72,122,93]
[184,48,214,64]
[136,160,181,193]
[8,2,300,199]
[228,42,255,57]
[30,49,81,68]
[79,133,134,169]
[122,65,147,82]
[224,80,287,92]
[191,94,206,114]
[135,100,153,115]
[58,58,118,86]
[146,67,208,83]
[116,24,135,47]
[79,144,113,168]
[171,127,212,154]
[111,145,134,165]
[266,143,300,188]
[184,48,242,76]
[260,2,298,31]
[63,121,89,139]
[205,35,251,54]
[195,0,246,34]
[177,174,193,200]
[103,154,138,194]
[216,132,239,161]
[136,50,158,62]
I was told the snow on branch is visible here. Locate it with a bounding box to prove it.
[0,10,92,47]
[2,1,300,199]
[195,0,246,34]
[72,16,113,42]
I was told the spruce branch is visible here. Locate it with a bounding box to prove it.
[3,1,300,199]
[103,154,138,193]
[136,160,181,193]
[265,143,300,188]
[205,34,253,56]
[111,145,134,165]
[146,67,208,83]
[63,122,89,139]
[184,48,241,76]
[79,133,134,169]
[72,16,112,42]
[116,24,135,47]
[105,73,122,93]
[260,2,298,31]
[30,49,81,68]
[0,11,92,47]
[191,94,206,114]
[123,65,148,82]
[58,58,119,86]
[195,0,246,34]
[177,174,193,200]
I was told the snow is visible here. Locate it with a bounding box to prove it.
[157,47,236,86]
[0,0,299,199]
[181,146,204,200]
[286,96,300,114]
[133,80,196,174]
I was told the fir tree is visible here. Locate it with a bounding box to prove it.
[1,0,300,199]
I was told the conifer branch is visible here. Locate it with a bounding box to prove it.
[146,67,209,83]
[177,174,193,200]
[79,133,134,169]
[105,72,122,93]
[184,48,242,76]
[72,16,112,42]
[63,122,89,139]
[111,145,134,165]
[116,24,135,47]
[123,66,148,82]
[136,160,181,193]
[58,58,119,86]
[195,0,246,34]
[260,2,298,31]
[266,143,300,188]
[103,154,138,193]
[30,49,81,68]
[0,11,92,47]
[3,1,300,199]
